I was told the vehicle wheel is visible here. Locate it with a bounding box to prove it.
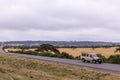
[82,58,86,62]
[87,61,90,63]
[98,61,102,64]
[92,60,96,64]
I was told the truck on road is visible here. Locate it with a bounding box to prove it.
[81,52,102,64]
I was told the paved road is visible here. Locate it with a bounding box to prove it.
[0,46,6,54]
[0,46,120,73]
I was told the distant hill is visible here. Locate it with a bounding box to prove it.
[2,41,120,47]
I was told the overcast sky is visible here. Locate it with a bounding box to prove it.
[0,0,120,42]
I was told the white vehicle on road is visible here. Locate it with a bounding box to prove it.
[81,53,102,64]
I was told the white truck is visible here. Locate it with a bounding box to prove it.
[81,52,102,64]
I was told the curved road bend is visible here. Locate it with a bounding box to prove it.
[0,46,120,73]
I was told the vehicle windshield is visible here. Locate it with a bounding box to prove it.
[91,54,97,57]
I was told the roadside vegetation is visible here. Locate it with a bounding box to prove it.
[9,50,74,59]
[0,54,120,80]
[97,54,120,64]
[96,47,120,64]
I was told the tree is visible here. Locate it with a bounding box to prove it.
[36,44,60,54]
[114,47,120,53]
[20,46,27,53]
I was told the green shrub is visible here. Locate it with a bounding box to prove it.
[108,55,120,64]
[96,54,107,63]
[75,56,81,60]
[39,52,53,57]
[97,54,120,64]
[58,52,74,59]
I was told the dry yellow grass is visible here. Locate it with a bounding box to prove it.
[58,47,120,58]
[5,48,21,52]
[0,53,120,80]
[5,48,37,52]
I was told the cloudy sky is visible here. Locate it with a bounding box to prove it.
[0,0,120,42]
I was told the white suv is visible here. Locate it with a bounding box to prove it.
[81,53,102,64]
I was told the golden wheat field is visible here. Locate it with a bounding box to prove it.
[5,47,120,58]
